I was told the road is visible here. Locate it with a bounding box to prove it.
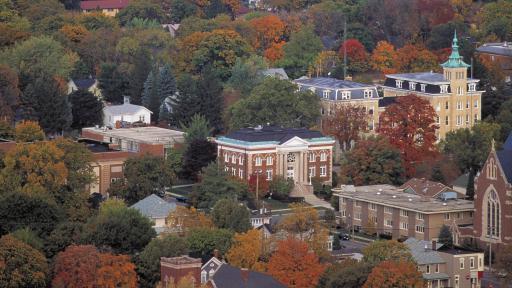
[340,239,368,254]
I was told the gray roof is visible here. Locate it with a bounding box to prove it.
[260,68,289,80]
[131,194,176,218]
[104,103,152,115]
[293,77,379,101]
[211,263,285,288]
[451,173,469,188]
[477,42,512,57]
[423,273,450,280]
[405,238,446,265]
[386,72,449,84]
[497,132,512,183]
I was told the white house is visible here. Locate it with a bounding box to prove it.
[131,194,176,234]
[103,96,152,127]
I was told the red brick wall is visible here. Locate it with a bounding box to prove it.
[161,265,201,286]
[81,130,104,141]
[139,143,164,157]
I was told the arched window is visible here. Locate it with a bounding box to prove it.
[486,190,500,238]
[487,158,497,179]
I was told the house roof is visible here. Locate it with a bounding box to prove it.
[293,77,380,101]
[294,77,375,89]
[72,78,97,90]
[378,96,397,108]
[400,178,450,197]
[210,264,285,288]
[404,238,446,265]
[477,42,512,57]
[221,126,326,144]
[386,72,448,84]
[104,103,152,116]
[451,173,469,188]
[131,194,176,218]
[80,0,130,10]
[260,68,289,80]
[82,126,185,144]
[496,133,512,183]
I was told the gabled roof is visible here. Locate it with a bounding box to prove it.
[400,178,450,197]
[72,78,97,90]
[404,238,446,265]
[131,194,176,218]
[104,103,152,115]
[477,42,512,57]
[497,132,512,183]
[210,263,285,288]
[260,68,289,80]
[80,0,130,10]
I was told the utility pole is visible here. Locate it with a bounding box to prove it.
[255,171,259,209]
[489,242,492,272]
[343,19,347,80]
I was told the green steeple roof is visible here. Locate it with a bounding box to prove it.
[441,31,470,69]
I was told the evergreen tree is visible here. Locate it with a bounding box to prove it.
[157,64,177,123]
[69,89,103,129]
[141,69,160,121]
[430,164,445,184]
[183,114,210,143]
[98,62,127,104]
[197,67,223,133]
[438,225,453,248]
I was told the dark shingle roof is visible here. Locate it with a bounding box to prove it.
[386,72,448,84]
[223,126,325,144]
[497,133,512,183]
[293,77,379,101]
[378,96,397,107]
[211,264,285,288]
[73,78,96,90]
[477,43,512,57]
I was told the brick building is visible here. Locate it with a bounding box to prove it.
[476,42,512,83]
[215,126,335,196]
[334,184,474,241]
[80,0,130,16]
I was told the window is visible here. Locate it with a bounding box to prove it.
[341,91,351,99]
[201,271,207,283]
[417,213,425,220]
[445,101,449,109]
[426,265,431,274]
[239,155,244,165]
[400,210,409,217]
[239,169,244,178]
[436,103,441,111]
[466,100,470,109]
[454,275,459,288]
[320,152,327,161]
[459,258,464,269]
[420,84,426,92]
[355,200,362,207]
[415,225,425,233]
[396,80,403,88]
[364,90,373,98]
[457,86,463,95]
[111,166,122,173]
[308,167,316,178]
[309,153,315,162]
[457,101,462,110]
[435,264,439,273]
[385,219,393,227]
[436,116,440,124]
[266,156,273,165]
[323,90,330,99]
[474,113,478,122]
[231,168,236,176]
[445,71,451,80]
[470,257,475,269]
[486,189,500,238]
[468,83,476,92]
[441,85,449,93]
[232,154,237,164]
[478,257,483,269]
[370,203,377,211]
[384,207,393,214]
[444,213,450,220]
[474,100,479,108]
[409,82,416,90]
[266,169,272,180]
[445,116,449,125]
[487,158,497,180]
[110,177,121,183]
[456,115,462,126]
[355,212,361,220]
[400,222,408,230]
[320,166,327,177]
[370,216,377,224]
[255,156,262,166]
[466,114,470,124]
[224,166,229,172]
[341,210,346,217]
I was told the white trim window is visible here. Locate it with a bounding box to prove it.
[341,209,346,217]
[400,210,409,217]
[445,116,449,125]
[355,200,362,207]
[417,213,425,220]
[355,212,361,220]
[457,101,463,110]
[420,84,426,92]
[266,169,272,180]
[444,213,451,220]
[466,114,470,124]
[323,90,330,99]
[224,166,229,172]
[320,166,327,177]
[231,167,236,176]
[457,86,463,95]
[320,152,327,161]
[309,153,315,162]
[470,257,475,269]
[396,80,403,88]
[369,203,377,211]
[435,264,439,273]
[436,103,441,111]
[416,225,425,233]
[255,156,262,166]
[466,100,470,109]
[409,82,416,90]
[239,155,244,165]
[224,153,230,162]
[468,83,476,92]
[440,85,449,93]
[474,100,479,108]
[400,222,408,230]
[308,167,315,178]
[385,219,393,227]
[266,156,273,165]
[384,206,393,214]
[456,115,462,126]
[459,258,464,269]
[426,265,431,274]
[341,90,351,100]
[364,90,373,98]
[232,154,237,164]
[239,169,244,178]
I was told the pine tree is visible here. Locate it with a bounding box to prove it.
[197,67,223,133]
[141,70,160,121]
[69,90,103,129]
[157,64,177,123]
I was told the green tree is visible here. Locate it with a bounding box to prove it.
[278,27,323,79]
[10,227,44,251]
[438,225,453,248]
[117,0,166,26]
[142,69,160,119]
[228,77,320,130]
[187,227,233,262]
[98,62,128,104]
[227,56,267,96]
[69,89,103,129]
[183,114,210,143]
[192,163,247,209]
[136,235,189,288]
[340,136,405,186]
[362,240,413,265]
[44,221,85,258]
[181,139,217,181]
[0,65,20,122]
[0,235,48,288]
[317,259,373,288]
[442,122,501,199]
[157,64,177,122]
[82,200,156,254]
[0,121,14,140]
[479,1,512,41]
[169,0,197,23]
[268,175,294,200]
[211,199,251,233]
[497,98,512,141]
[111,154,174,205]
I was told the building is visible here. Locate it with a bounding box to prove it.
[79,0,130,16]
[160,256,285,288]
[67,78,102,98]
[131,194,176,234]
[103,97,152,127]
[215,126,335,197]
[451,173,469,197]
[260,68,289,80]
[250,208,272,229]
[82,126,184,157]
[162,24,180,37]
[476,42,512,83]
[400,178,458,198]
[334,184,474,241]
[293,77,380,132]
[382,32,483,139]
[405,238,484,288]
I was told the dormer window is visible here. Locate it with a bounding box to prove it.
[420,84,426,92]
[364,90,373,98]
[396,80,403,88]
[409,82,417,90]
[340,91,351,100]
[468,83,476,92]
[440,85,448,93]
[323,90,330,99]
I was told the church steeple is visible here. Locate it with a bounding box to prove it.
[441,31,471,69]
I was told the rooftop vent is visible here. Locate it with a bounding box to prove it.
[392,195,397,198]
[442,203,447,206]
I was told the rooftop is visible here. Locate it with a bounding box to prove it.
[477,42,512,57]
[82,126,185,144]
[210,263,285,288]
[161,255,202,266]
[218,126,332,145]
[404,238,446,265]
[497,133,512,183]
[80,0,130,10]
[131,194,176,219]
[293,77,375,89]
[400,178,450,197]
[333,184,474,213]
[72,78,97,90]
[386,72,449,84]
[78,138,119,153]
[260,68,289,80]
[103,102,152,116]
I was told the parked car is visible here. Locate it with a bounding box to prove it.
[340,233,350,241]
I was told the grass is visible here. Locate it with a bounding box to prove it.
[171,185,195,196]
[261,198,290,210]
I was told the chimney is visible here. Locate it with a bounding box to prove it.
[124,96,130,104]
[432,240,437,251]
[241,268,249,284]
[213,249,220,259]
[424,244,428,252]
[160,256,202,286]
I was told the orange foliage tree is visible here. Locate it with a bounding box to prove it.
[363,260,424,288]
[322,104,369,152]
[267,238,326,288]
[338,39,369,73]
[395,44,439,73]
[52,245,137,288]
[59,24,90,43]
[226,229,267,271]
[370,41,398,74]
[264,41,286,62]
[378,94,439,176]
[249,15,286,57]
[14,120,44,142]
[166,206,214,235]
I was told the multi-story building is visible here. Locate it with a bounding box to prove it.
[405,238,484,288]
[80,0,130,16]
[382,32,483,139]
[293,77,380,132]
[334,184,474,241]
[215,126,335,196]
[476,42,512,83]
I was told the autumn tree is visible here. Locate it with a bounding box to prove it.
[97,253,138,287]
[339,135,404,186]
[378,94,439,176]
[395,44,438,73]
[371,41,397,74]
[226,229,266,270]
[14,120,44,142]
[267,238,325,288]
[0,64,20,122]
[166,206,214,235]
[318,259,373,288]
[495,244,512,286]
[211,198,251,233]
[311,51,339,77]
[363,260,424,288]
[322,104,369,152]
[0,235,48,288]
[248,15,286,58]
[339,38,369,73]
[59,24,90,44]
[362,240,414,265]
[186,228,233,262]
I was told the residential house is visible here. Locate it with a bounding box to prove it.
[476,42,512,83]
[103,96,152,127]
[250,208,272,229]
[260,68,289,80]
[81,126,184,157]
[293,77,380,133]
[334,184,474,241]
[400,178,462,198]
[382,32,483,140]
[160,256,285,288]
[215,126,335,197]
[79,0,130,16]
[67,78,102,98]
[131,194,176,234]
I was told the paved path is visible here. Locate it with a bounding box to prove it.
[304,193,334,209]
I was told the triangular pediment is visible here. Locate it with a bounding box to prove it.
[280,136,309,147]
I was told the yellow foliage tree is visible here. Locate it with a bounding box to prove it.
[226,229,267,271]
[370,41,398,74]
[14,121,44,142]
[166,206,213,235]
